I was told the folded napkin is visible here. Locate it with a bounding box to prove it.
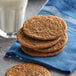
[5,0,76,72]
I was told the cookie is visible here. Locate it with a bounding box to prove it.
[6,63,51,76]
[17,28,61,49]
[32,33,68,53]
[23,15,67,40]
[21,46,64,57]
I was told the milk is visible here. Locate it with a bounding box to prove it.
[0,0,28,37]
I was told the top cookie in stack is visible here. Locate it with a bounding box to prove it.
[17,15,68,57]
[23,15,67,40]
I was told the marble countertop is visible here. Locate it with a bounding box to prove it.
[0,0,76,76]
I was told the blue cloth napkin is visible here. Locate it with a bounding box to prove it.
[5,0,76,72]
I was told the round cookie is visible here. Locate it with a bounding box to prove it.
[6,63,51,76]
[21,46,64,57]
[17,28,61,49]
[32,33,68,53]
[23,15,67,40]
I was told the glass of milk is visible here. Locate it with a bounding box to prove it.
[0,0,28,38]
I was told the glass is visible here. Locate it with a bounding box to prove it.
[0,0,28,38]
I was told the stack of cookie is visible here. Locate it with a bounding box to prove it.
[17,15,68,57]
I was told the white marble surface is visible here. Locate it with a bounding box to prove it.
[0,0,76,76]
